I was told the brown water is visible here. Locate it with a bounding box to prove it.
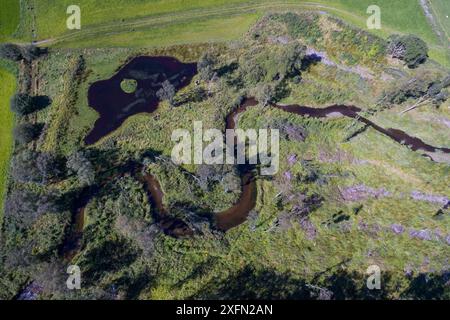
[275,103,450,154]
[215,171,257,230]
[215,97,259,231]
[85,56,197,145]
[141,173,194,238]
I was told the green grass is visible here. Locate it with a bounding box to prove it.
[55,13,260,48]
[15,0,446,65]
[5,0,445,65]
[19,0,436,42]
[0,67,15,218]
[0,0,20,40]
[430,0,450,39]
[29,0,256,39]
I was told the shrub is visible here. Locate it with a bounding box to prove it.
[4,189,41,229]
[0,44,45,62]
[254,83,275,106]
[387,34,428,68]
[0,43,23,61]
[156,80,176,105]
[10,93,33,115]
[13,123,42,144]
[272,12,322,44]
[30,213,70,258]
[11,150,63,184]
[66,151,96,186]
[120,78,137,93]
[198,52,217,81]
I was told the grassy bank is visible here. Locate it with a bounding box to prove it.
[0,68,15,218]
[0,0,20,40]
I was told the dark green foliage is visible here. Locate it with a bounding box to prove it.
[36,153,63,184]
[240,59,266,85]
[3,188,61,236]
[10,150,42,183]
[10,94,51,116]
[0,43,45,62]
[30,212,70,258]
[10,93,33,115]
[4,189,41,229]
[78,234,140,284]
[272,12,322,44]
[282,42,306,76]
[173,86,207,106]
[197,51,216,81]
[66,151,95,186]
[254,83,275,106]
[114,176,152,221]
[11,150,63,184]
[0,43,23,61]
[387,34,428,68]
[156,80,176,105]
[13,123,43,144]
[380,73,450,107]
[196,164,240,193]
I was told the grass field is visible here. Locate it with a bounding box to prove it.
[11,1,438,44]
[0,67,15,219]
[16,0,435,41]
[0,0,20,40]
[430,0,450,42]
[0,1,444,65]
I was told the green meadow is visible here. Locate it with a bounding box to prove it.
[3,1,446,64]
[0,0,20,40]
[0,67,15,218]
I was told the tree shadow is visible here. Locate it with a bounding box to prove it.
[301,54,322,71]
[32,95,52,110]
[188,264,450,300]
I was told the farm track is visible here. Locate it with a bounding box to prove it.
[31,2,373,47]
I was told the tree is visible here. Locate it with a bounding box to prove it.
[21,45,45,61]
[387,34,428,68]
[10,93,34,115]
[0,43,45,62]
[156,80,176,106]
[198,52,216,81]
[254,84,275,106]
[13,123,42,144]
[30,213,69,257]
[284,42,306,75]
[11,150,62,184]
[66,151,96,186]
[0,43,23,61]
[4,189,41,228]
[11,150,42,183]
[36,152,63,184]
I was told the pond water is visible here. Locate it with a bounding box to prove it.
[85,56,197,145]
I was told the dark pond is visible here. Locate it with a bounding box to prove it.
[85,56,197,145]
